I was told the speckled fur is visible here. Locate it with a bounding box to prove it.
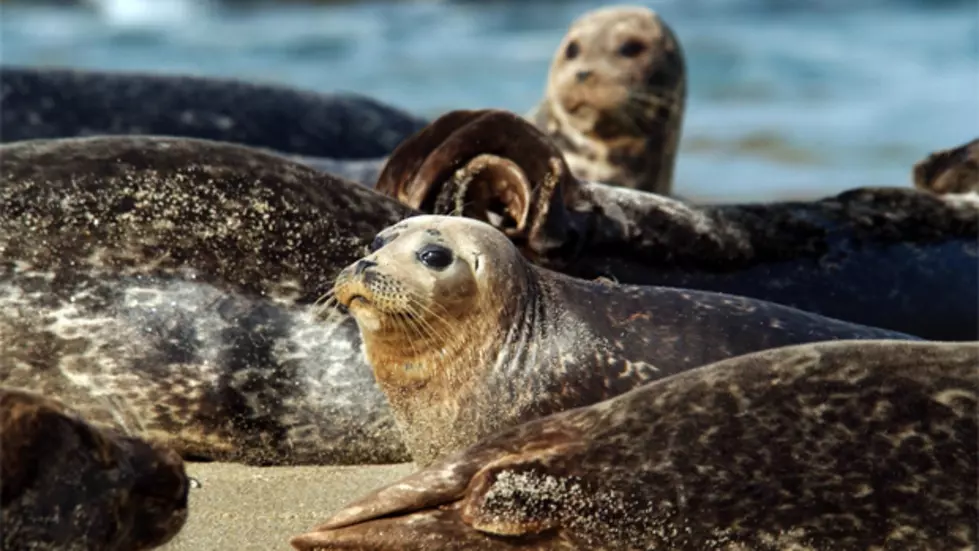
[0,135,420,465]
[0,65,427,159]
[332,216,917,466]
[1,387,190,551]
[528,5,686,194]
[292,340,979,551]
[373,109,979,340]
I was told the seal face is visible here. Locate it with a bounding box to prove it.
[531,5,686,194]
[334,215,916,466]
[291,340,979,551]
[913,138,979,195]
[1,387,190,551]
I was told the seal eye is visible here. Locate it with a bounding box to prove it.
[618,39,646,58]
[416,244,453,271]
[369,234,386,252]
[565,41,580,60]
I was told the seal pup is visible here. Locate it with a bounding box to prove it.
[0,135,422,465]
[913,137,979,195]
[332,215,918,466]
[0,65,427,159]
[527,5,686,194]
[374,109,979,341]
[291,339,979,551]
[2,387,190,551]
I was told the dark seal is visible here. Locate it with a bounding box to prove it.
[0,135,422,466]
[374,109,979,341]
[332,215,917,466]
[913,137,979,195]
[292,340,979,551]
[0,65,427,159]
[2,387,190,551]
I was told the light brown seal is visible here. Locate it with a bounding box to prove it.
[1,387,190,551]
[913,137,979,195]
[374,109,979,341]
[331,215,916,466]
[292,339,979,551]
[528,5,686,194]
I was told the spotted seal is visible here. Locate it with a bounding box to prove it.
[1,387,190,551]
[374,109,979,341]
[913,137,979,195]
[292,339,979,551]
[331,215,917,466]
[0,65,427,161]
[0,135,422,465]
[527,5,686,194]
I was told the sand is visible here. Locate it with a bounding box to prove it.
[161,462,417,551]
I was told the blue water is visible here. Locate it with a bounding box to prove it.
[1,0,976,200]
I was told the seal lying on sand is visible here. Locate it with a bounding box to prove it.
[913,137,979,195]
[292,339,979,551]
[2,387,190,551]
[374,109,979,341]
[332,215,917,466]
[528,5,686,194]
[0,65,427,159]
[0,135,417,465]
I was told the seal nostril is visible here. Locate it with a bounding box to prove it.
[575,70,593,83]
[354,259,377,276]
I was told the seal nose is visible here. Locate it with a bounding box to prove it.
[354,259,377,276]
[575,70,593,83]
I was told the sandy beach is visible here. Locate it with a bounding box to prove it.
[162,462,417,551]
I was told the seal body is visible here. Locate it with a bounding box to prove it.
[1,387,190,551]
[0,65,427,159]
[374,109,979,341]
[0,135,419,465]
[913,137,979,195]
[529,5,686,194]
[332,215,918,465]
[292,340,979,551]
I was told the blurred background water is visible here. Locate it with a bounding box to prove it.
[1,0,976,201]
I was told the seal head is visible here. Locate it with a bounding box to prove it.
[913,138,979,195]
[1,387,190,551]
[533,5,686,194]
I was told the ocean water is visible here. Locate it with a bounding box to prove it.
[1,0,976,201]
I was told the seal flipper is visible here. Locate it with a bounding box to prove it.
[376,109,579,257]
[290,508,558,550]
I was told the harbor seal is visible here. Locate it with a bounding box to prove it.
[2,387,190,551]
[292,339,979,551]
[913,137,979,195]
[332,215,918,466]
[527,5,686,194]
[374,109,979,341]
[0,135,420,466]
[0,65,427,160]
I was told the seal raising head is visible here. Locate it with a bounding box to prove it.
[334,215,916,466]
[533,5,686,195]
